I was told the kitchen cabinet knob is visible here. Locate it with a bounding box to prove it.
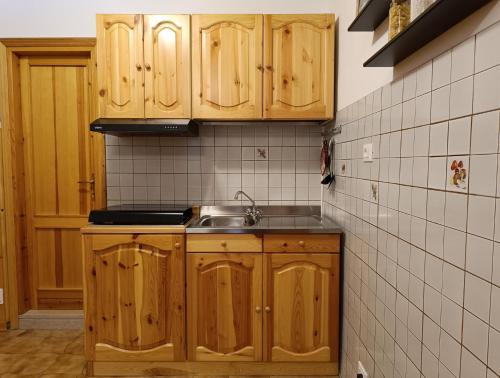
[255,306,262,313]
[221,241,227,247]
[145,64,151,71]
[265,306,271,313]
[174,242,181,249]
[299,240,305,247]
[282,242,288,247]
[136,64,142,71]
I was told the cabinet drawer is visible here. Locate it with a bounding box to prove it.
[263,234,340,253]
[187,234,262,252]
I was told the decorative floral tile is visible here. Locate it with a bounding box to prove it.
[447,156,469,192]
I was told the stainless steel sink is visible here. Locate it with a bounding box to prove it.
[198,215,256,227]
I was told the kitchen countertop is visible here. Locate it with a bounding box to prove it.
[186,205,342,234]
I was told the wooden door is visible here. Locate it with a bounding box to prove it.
[144,15,191,118]
[20,56,105,309]
[192,15,263,119]
[96,14,144,118]
[264,253,339,362]
[83,234,185,362]
[263,14,334,119]
[187,253,262,361]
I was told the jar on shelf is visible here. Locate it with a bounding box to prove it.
[411,0,435,21]
[389,0,411,40]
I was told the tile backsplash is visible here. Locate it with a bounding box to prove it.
[323,21,500,378]
[105,124,321,206]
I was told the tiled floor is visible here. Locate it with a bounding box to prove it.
[0,329,85,377]
[0,330,337,378]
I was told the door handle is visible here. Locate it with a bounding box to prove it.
[78,174,95,200]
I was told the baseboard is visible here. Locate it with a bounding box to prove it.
[89,361,339,376]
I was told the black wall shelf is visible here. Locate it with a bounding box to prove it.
[363,0,492,67]
[348,0,391,31]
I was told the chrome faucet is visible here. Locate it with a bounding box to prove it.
[234,190,262,223]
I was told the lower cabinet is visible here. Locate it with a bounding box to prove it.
[83,232,185,362]
[187,253,262,361]
[264,253,339,362]
[186,249,339,363]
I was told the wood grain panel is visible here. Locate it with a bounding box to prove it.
[263,234,340,253]
[84,233,185,362]
[192,14,263,119]
[263,14,334,119]
[187,253,262,361]
[264,253,339,362]
[144,15,191,118]
[187,234,262,253]
[96,14,144,118]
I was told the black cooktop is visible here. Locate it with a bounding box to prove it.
[89,204,192,225]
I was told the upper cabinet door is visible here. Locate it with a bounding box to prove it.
[96,14,145,118]
[192,15,263,119]
[263,14,334,119]
[144,15,191,118]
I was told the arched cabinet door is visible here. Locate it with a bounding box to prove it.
[144,15,191,118]
[264,253,339,362]
[263,14,334,119]
[96,14,145,118]
[83,233,185,362]
[187,253,263,361]
[191,15,263,119]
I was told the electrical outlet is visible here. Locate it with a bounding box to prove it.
[357,361,368,378]
[0,288,3,304]
[363,143,373,162]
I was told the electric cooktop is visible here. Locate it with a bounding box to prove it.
[88,204,192,225]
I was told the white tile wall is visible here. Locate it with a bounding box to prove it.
[324,20,500,378]
[105,124,321,206]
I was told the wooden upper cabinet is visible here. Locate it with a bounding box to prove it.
[192,15,263,119]
[96,14,145,118]
[263,14,334,119]
[187,253,262,361]
[144,15,191,118]
[264,254,339,362]
[83,234,185,362]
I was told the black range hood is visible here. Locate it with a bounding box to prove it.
[90,118,199,136]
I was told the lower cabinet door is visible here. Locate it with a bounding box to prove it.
[84,234,185,362]
[187,253,262,361]
[264,253,339,362]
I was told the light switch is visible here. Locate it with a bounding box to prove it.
[363,143,373,162]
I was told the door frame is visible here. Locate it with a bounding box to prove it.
[0,38,105,329]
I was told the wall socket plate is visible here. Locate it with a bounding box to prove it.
[363,143,373,162]
[357,361,368,378]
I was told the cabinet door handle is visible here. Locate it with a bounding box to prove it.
[174,242,181,249]
[136,64,142,71]
[221,241,227,247]
[299,240,305,247]
[145,64,151,71]
[255,306,262,313]
[265,306,271,313]
[282,242,288,247]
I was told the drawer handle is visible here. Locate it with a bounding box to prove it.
[255,306,262,313]
[282,242,288,247]
[299,241,305,247]
[265,306,271,313]
[221,241,227,247]
[174,242,181,249]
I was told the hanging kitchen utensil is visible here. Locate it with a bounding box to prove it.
[321,137,336,187]
[320,140,329,175]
